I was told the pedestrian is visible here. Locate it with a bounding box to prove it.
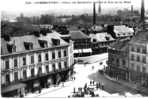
[92,80,95,85]
[98,82,100,88]
[74,77,75,80]
[96,83,99,90]
[90,81,92,85]
[84,83,87,89]
[62,82,64,87]
[102,83,104,90]
[92,66,94,70]
[73,87,76,93]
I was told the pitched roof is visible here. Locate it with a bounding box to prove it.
[38,31,68,47]
[70,31,89,39]
[129,30,148,44]
[110,40,129,51]
[1,38,9,55]
[114,25,134,37]
[89,32,115,42]
[1,32,68,55]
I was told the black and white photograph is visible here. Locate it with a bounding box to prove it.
[1,0,148,98]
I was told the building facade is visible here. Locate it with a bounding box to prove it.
[1,32,74,97]
[128,31,148,87]
[107,40,129,81]
[70,31,92,57]
[90,32,115,54]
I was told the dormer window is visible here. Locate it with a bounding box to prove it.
[7,44,16,53]
[93,39,97,42]
[51,38,60,46]
[38,40,48,48]
[24,42,33,50]
[105,36,110,41]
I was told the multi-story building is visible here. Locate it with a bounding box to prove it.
[107,40,130,81]
[1,31,74,97]
[89,32,115,54]
[107,25,134,39]
[128,30,148,87]
[70,30,92,57]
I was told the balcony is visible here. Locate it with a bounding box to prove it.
[20,66,72,82]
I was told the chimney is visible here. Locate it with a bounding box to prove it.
[93,2,96,25]
[131,5,133,14]
[98,0,101,15]
[141,0,145,30]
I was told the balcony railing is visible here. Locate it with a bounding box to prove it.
[20,66,72,81]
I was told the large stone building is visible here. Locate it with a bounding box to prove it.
[128,30,148,87]
[1,31,74,97]
[108,30,148,87]
[107,39,130,81]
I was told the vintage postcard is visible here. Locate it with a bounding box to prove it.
[1,0,148,98]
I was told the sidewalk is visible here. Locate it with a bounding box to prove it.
[25,79,74,97]
[104,74,148,96]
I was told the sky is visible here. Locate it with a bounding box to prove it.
[1,0,148,19]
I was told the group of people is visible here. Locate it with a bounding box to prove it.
[70,80,105,97]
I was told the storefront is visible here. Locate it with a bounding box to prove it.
[2,83,26,97]
[109,67,129,81]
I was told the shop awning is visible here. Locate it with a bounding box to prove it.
[2,83,26,93]
[74,50,79,53]
[82,48,92,53]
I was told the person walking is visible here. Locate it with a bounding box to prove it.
[92,80,95,85]
[96,83,99,90]
[102,83,104,90]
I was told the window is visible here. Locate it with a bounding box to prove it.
[58,51,61,58]
[14,58,17,67]
[64,61,67,68]
[45,53,48,61]
[64,50,67,57]
[5,60,9,69]
[131,54,134,61]
[46,65,49,73]
[122,60,126,66]
[14,72,18,81]
[136,55,140,62]
[52,64,56,71]
[59,63,62,69]
[31,68,35,77]
[38,54,41,62]
[31,55,34,64]
[38,67,42,75]
[131,63,134,70]
[116,59,119,66]
[6,74,10,84]
[142,56,146,63]
[142,48,146,54]
[23,70,27,79]
[142,67,146,73]
[137,65,140,72]
[52,52,55,59]
[137,47,140,53]
[131,46,134,51]
[23,57,26,65]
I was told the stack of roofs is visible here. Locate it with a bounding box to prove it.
[69,30,90,40]
[129,30,148,44]
[1,31,68,55]
[113,25,134,37]
[89,32,115,42]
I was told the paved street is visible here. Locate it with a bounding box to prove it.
[88,72,143,96]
